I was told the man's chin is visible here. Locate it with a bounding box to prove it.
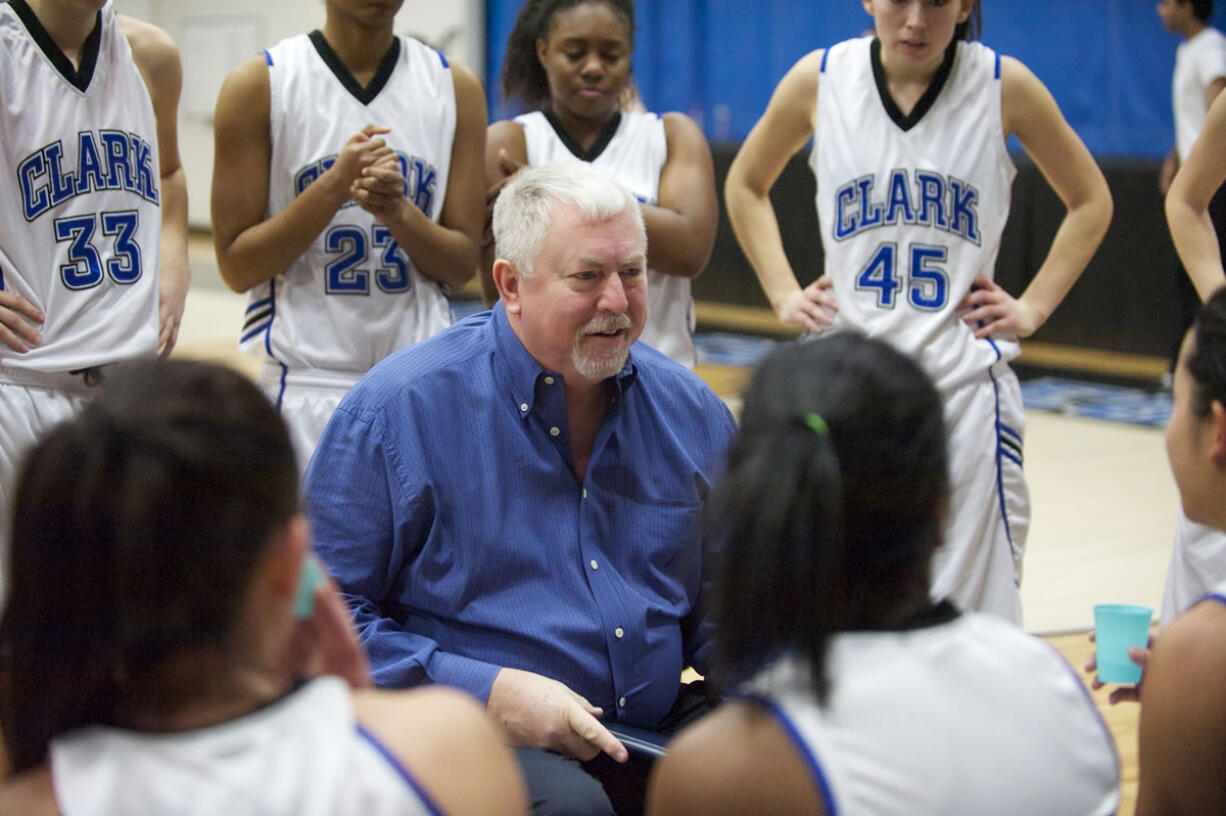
[572,346,630,382]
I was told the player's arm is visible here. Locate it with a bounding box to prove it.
[119,15,190,357]
[962,56,1113,340]
[351,62,485,291]
[639,113,716,279]
[646,701,826,816]
[479,120,529,305]
[725,50,835,334]
[1167,91,1226,301]
[354,687,529,816]
[1135,601,1226,816]
[211,59,393,294]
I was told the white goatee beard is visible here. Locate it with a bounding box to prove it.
[572,313,634,380]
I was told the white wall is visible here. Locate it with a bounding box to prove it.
[114,0,485,229]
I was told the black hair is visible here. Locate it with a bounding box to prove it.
[711,334,948,703]
[955,0,982,42]
[0,360,299,774]
[1187,287,1226,417]
[501,0,635,107]
[1179,0,1214,24]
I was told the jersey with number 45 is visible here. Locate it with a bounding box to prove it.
[813,37,1017,393]
[0,0,160,373]
[240,32,456,375]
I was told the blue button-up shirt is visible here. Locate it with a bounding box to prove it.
[305,304,736,728]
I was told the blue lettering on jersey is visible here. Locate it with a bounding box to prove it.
[832,169,979,246]
[18,131,160,221]
[294,151,441,217]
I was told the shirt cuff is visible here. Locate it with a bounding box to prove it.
[427,650,503,705]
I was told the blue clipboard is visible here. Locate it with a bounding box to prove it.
[606,723,670,758]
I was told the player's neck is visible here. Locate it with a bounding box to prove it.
[26,0,97,67]
[321,20,396,82]
[1181,18,1208,41]
[549,102,618,152]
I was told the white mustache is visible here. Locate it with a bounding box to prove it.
[579,314,633,335]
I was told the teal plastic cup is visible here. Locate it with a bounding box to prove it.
[1094,603,1153,684]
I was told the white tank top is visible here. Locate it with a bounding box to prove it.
[0,0,159,372]
[516,110,696,368]
[813,37,1018,392]
[242,32,455,374]
[50,678,444,816]
[748,608,1120,815]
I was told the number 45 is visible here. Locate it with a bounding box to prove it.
[855,242,949,311]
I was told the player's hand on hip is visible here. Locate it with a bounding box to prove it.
[487,667,629,763]
[958,275,1043,339]
[777,277,838,335]
[0,291,44,354]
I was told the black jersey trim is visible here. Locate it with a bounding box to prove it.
[10,0,102,93]
[870,37,957,133]
[308,30,400,105]
[543,109,622,162]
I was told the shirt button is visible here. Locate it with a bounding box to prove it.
[589,559,598,570]
[614,627,624,639]
[550,426,560,437]
[618,697,627,708]
[544,376,555,385]
[582,488,588,499]
[519,403,528,412]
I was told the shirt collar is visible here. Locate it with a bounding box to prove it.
[489,302,639,419]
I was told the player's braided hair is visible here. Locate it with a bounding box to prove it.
[709,334,948,704]
[1188,287,1226,417]
[0,360,299,774]
[501,0,635,108]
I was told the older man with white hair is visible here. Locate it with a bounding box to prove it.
[305,162,735,816]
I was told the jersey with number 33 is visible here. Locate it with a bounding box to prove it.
[240,33,456,374]
[0,0,160,373]
[813,37,1017,393]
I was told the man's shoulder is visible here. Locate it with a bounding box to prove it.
[343,312,494,414]
[630,343,734,424]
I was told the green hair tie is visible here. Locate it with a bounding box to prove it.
[803,412,829,436]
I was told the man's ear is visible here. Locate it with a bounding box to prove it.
[1211,400,1226,467]
[493,258,523,316]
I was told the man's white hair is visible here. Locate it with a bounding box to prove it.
[492,162,646,278]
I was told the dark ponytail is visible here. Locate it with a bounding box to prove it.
[711,334,948,703]
[1188,287,1226,417]
[0,360,299,774]
[501,0,635,107]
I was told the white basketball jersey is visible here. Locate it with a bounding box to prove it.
[749,609,1120,815]
[50,678,444,816]
[813,38,1018,393]
[242,33,455,374]
[516,110,696,368]
[0,0,160,372]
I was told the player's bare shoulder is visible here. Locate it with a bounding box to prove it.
[116,14,180,84]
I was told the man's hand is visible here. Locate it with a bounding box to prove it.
[775,275,838,334]
[958,275,1044,339]
[0,290,43,353]
[486,667,628,763]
